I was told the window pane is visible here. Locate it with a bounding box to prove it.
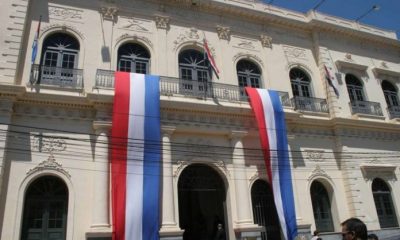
[118,59,131,72]
[44,52,58,67]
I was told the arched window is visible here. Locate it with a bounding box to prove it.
[310,181,334,232]
[21,176,68,240]
[372,178,398,228]
[178,49,210,93]
[290,68,311,97]
[382,81,399,119]
[345,74,364,102]
[251,180,281,240]
[236,60,261,94]
[117,43,150,74]
[39,32,81,87]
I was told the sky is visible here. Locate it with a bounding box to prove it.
[262,0,400,39]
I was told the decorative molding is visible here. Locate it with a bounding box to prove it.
[232,52,263,66]
[40,23,86,40]
[305,150,324,162]
[115,33,153,48]
[283,46,306,59]
[345,53,353,61]
[215,160,230,177]
[216,25,231,40]
[161,108,254,130]
[119,17,149,32]
[14,103,95,120]
[173,28,200,50]
[308,165,332,182]
[249,171,267,183]
[173,161,188,178]
[155,15,170,29]
[27,154,71,178]
[260,34,272,48]
[49,6,83,21]
[31,134,67,153]
[100,7,118,21]
[236,40,255,50]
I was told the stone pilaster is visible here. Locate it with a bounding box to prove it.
[159,126,183,239]
[89,122,111,236]
[230,131,263,240]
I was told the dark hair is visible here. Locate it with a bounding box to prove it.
[313,230,319,236]
[367,233,378,240]
[341,218,367,240]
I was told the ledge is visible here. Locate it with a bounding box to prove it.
[372,67,400,78]
[336,60,368,71]
[351,113,385,121]
[360,163,397,175]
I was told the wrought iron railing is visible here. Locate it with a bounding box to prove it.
[95,69,292,106]
[291,96,328,113]
[350,100,383,116]
[30,64,83,89]
[388,106,400,119]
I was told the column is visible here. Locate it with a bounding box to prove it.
[159,126,183,239]
[230,131,253,225]
[90,126,111,230]
[230,131,263,239]
[0,98,13,194]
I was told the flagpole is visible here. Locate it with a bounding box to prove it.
[30,15,42,85]
[202,31,208,99]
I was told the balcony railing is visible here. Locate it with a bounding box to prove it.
[350,100,383,116]
[95,69,292,107]
[388,105,400,119]
[291,96,328,113]
[30,64,83,89]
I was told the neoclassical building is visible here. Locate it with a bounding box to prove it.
[0,0,400,239]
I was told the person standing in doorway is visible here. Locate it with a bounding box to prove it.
[214,223,226,240]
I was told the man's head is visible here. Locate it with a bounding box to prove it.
[313,230,319,236]
[341,218,367,240]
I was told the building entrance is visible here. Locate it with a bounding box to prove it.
[178,164,227,240]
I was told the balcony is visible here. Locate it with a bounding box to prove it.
[388,106,400,119]
[95,69,292,107]
[291,96,328,113]
[350,100,383,116]
[30,64,83,89]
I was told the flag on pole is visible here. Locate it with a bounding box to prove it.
[203,38,220,79]
[31,16,42,64]
[324,65,339,97]
[111,72,161,240]
[245,87,298,240]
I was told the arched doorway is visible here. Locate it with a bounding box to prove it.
[21,176,68,240]
[178,164,227,240]
[251,179,281,240]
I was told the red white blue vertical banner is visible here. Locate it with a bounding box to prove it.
[245,87,297,240]
[111,72,161,240]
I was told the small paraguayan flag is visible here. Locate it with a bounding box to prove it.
[31,16,42,64]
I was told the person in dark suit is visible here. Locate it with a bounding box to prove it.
[214,223,226,240]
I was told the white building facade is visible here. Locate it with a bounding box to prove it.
[0,0,400,239]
